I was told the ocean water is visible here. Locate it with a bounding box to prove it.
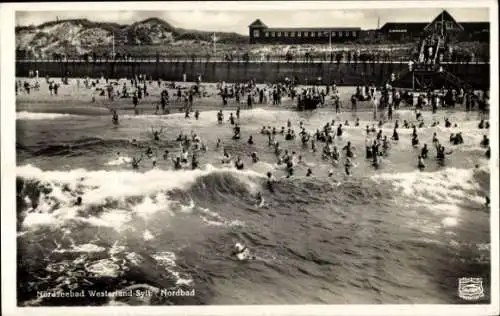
[16,107,491,305]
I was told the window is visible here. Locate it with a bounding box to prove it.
[291,32,295,37]
[265,32,269,37]
[277,32,282,37]
[446,21,453,29]
[332,31,336,37]
[271,32,275,37]
[339,31,343,37]
[304,32,309,37]
[253,29,260,37]
[298,32,302,37]
[284,32,289,37]
[352,31,357,37]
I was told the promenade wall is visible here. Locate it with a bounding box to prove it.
[16,60,490,88]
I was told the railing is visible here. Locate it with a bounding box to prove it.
[16,56,489,64]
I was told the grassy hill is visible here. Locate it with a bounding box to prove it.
[16,17,248,58]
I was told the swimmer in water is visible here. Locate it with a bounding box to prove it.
[235,156,244,170]
[250,152,259,163]
[248,135,254,145]
[222,149,231,164]
[74,196,83,206]
[421,144,429,159]
[342,141,355,158]
[151,127,164,141]
[256,192,265,207]
[372,153,380,169]
[391,128,399,141]
[336,124,343,137]
[172,157,182,170]
[131,154,143,169]
[111,110,119,125]
[485,146,490,159]
[436,144,453,165]
[432,133,439,145]
[344,157,353,176]
[311,139,317,153]
[382,136,390,155]
[191,153,199,169]
[232,242,254,261]
[266,172,275,191]
[228,112,235,125]
[444,118,452,128]
[306,168,313,177]
[417,155,425,171]
[480,135,489,148]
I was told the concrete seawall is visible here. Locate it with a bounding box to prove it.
[16,61,490,88]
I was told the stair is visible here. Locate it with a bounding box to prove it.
[418,39,427,63]
[438,69,472,91]
[431,37,441,64]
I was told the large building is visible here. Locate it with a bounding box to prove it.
[248,19,361,44]
[248,10,489,44]
[379,10,489,41]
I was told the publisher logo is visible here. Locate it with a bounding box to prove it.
[458,277,484,301]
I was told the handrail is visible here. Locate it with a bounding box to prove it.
[432,37,441,65]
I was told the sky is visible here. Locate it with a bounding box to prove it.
[16,7,490,35]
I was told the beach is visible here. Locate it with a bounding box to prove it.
[15,76,491,305]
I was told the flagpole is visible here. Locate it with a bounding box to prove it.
[329,31,332,53]
[213,32,216,55]
[112,32,115,59]
[441,10,444,37]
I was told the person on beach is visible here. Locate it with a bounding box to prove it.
[217,110,224,124]
[411,133,420,147]
[233,124,241,140]
[133,92,139,108]
[480,135,489,148]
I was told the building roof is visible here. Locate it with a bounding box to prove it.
[265,27,361,32]
[424,10,464,31]
[461,22,490,32]
[249,19,268,28]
